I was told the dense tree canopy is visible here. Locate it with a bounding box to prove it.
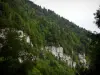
[0,0,91,75]
[88,6,100,75]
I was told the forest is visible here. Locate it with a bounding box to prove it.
[0,0,100,75]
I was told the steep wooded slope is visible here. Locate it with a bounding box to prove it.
[0,0,91,75]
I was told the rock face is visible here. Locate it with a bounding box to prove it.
[45,46,76,68]
[0,29,31,44]
[45,46,63,58]
[0,29,33,63]
[62,54,73,67]
[45,46,87,68]
[78,53,87,66]
[0,29,87,67]
[18,30,31,44]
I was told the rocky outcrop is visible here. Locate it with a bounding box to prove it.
[45,46,87,68]
[78,53,87,67]
[0,29,87,67]
[18,30,31,44]
[45,46,63,58]
[0,29,33,63]
[45,46,76,68]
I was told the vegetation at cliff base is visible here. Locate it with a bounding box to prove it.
[0,0,97,75]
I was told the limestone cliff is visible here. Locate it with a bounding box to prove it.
[45,46,87,68]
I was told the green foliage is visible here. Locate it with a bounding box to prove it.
[87,7,100,74]
[0,0,90,75]
[78,6,100,75]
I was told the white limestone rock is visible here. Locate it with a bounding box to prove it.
[45,46,76,68]
[45,46,63,58]
[73,62,76,68]
[78,53,86,65]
